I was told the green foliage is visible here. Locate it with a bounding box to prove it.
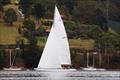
[110,56,120,66]
[34,3,45,19]
[87,25,103,39]
[67,16,118,53]
[112,34,120,51]
[65,21,79,38]
[0,3,3,11]
[65,21,103,39]
[72,0,97,23]
[20,19,42,68]
[18,0,120,24]
[4,8,17,25]
[58,0,75,16]
[95,32,120,53]
[0,50,4,69]
[19,0,34,18]
[101,32,116,52]
[23,19,35,31]
[36,25,46,36]
[22,46,42,68]
[0,0,10,5]
[22,19,37,46]
[95,8,108,32]
[35,0,55,18]
[65,21,120,53]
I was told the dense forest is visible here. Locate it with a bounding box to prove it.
[14,0,120,32]
[0,0,120,24]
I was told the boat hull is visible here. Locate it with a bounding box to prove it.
[82,67,105,71]
[3,68,22,71]
[34,68,76,72]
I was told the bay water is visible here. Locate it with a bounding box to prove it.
[0,70,120,80]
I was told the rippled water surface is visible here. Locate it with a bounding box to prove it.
[0,70,120,80]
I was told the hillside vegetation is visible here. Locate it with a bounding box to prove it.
[0,0,120,69]
[0,23,19,44]
[0,22,94,49]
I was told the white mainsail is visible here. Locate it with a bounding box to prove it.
[37,6,71,69]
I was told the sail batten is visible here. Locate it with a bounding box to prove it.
[37,6,71,69]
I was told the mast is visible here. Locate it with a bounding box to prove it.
[54,6,71,65]
[87,51,89,67]
[9,49,12,67]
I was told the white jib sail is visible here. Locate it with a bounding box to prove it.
[37,6,71,69]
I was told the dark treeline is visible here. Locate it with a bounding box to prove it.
[18,0,120,23]
[1,0,120,22]
[0,47,120,69]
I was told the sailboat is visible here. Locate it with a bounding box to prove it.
[82,52,105,71]
[3,48,22,71]
[35,6,76,71]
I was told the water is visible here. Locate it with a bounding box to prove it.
[0,70,120,80]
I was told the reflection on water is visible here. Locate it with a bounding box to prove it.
[0,70,120,80]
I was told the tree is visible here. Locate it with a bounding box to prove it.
[58,0,75,14]
[114,34,120,51]
[87,25,103,40]
[22,19,37,46]
[20,19,39,68]
[0,50,4,69]
[95,8,108,32]
[0,0,10,5]
[65,21,80,39]
[34,3,45,25]
[0,3,4,19]
[19,0,34,18]
[34,3,45,19]
[4,8,17,25]
[72,0,98,23]
[34,0,55,18]
[0,3,3,11]
[95,32,120,54]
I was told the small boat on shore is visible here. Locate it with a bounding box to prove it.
[3,67,22,71]
[81,52,105,71]
[3,49,22,71]
[82,67,105,71]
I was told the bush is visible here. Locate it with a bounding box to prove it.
[21,46,43,68]
[36,25,47,36]
[110,56,120,67]
[0,50,5,69]
[4,8,17,25]
[65,21,80,39]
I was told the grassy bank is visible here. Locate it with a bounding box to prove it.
[0,23,20,45]
[37,37,94,49]
[0,23,94,49]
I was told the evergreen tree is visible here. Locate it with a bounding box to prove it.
[34,3,45,19]
[4,8,17,25]
[22,19,37,46]
[95,8,108,32]
[0,0,10,5]
[19,0,34,18]
[20,19,39,68]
